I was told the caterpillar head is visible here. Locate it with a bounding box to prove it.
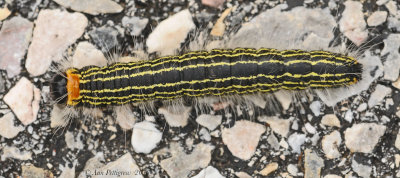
[50,73,68,104]
[50,68,81,106]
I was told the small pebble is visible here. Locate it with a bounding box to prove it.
[339,1,368,46]
[97,153,143,178]
[0,16,33,77]
[210,7,232,37]
[131,121,162,154]
[344,123,386,153]
[321,114,341,127]
[351,158,372,178]
[392,76,400,89]
[115,106,137,130]
[310,101,321,116]
[221,120,266,160]
[201,0,226,8]
[287,164,298,176]
[368,84,392,107]
[146,9,195,55]
[71,41,107,68]
[89,26,119,52]
[160,142,214,178]
[65,131,84,150]
[26,9,87,76]
[279,139,289,149]
[267,132,280,151]
[258,116,290,137]
[0,6,11,20]
[21,165,52,178]
[274,91,293,111]
[385,0,397,16]
[53,0,123,15]
[305,123,317,134]
[322,130,342,159]
[357,103,368,112]
[196,114,222,130]
[199,128,211,141]
[367,11,388,26]
[3,77,40,125]
[259,162,278,176]
[122,16,149,36]
[382,34,400,81]
[344,110,353,123]
[0,112,24,139]
[158,105,191,127]
[395,154,400,167]
[192,166,224,178]
[1,146,32,161]
[304,149,324,178]
[376,0,389,5]
[288,133,306,153]
[395,132,400,150]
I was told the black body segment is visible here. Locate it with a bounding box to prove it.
[75,48,362,107]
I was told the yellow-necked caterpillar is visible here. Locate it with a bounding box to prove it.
[50,47,362,107]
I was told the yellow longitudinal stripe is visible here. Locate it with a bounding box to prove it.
[81,48,277,75]
[80,57,344,84]
[79,72,346,94]
[80,77,351,102]
[80,59,283,83]
[80,49,354,80]
[79,78,350,105]
[80,51,282,79]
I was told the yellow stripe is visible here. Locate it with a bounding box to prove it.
[80,57,344,84]
[81,48,272,75]
[81,50,353,80]
[81,78,350,101]
[80,51,282,79]
[79,72,346,94]
[79,79,349,105]
[80,59,282,83]
[80,48,354,78]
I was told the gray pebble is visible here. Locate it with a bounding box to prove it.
[122,16,149,36]
[89,26,119,52]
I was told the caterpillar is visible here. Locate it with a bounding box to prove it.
[50,47,362,108]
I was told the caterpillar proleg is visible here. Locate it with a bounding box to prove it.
[50,48,362,108]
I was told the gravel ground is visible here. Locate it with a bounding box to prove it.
[1,0,400,177]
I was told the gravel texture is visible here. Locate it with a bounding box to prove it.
[1,0,400,177]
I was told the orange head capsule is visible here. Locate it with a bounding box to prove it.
[50,68,81,106]
[66,69,80,106]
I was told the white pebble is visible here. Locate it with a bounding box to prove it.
[310,101,321,116]
[0,113,24,139]
[339,1,368,46]
[192,166,224,178]
[258,116,290,137]
[196,114,222,131]
[288,133,306,153]
[368,84,392,107]
[322,130,342,159]
[146,9,195,55]
[305,123,317,134]
[367,11,388,26]
[344,123,386,153]
[26,9,87,76]
[321,114,341,127]
[3,77,41,125]
[131,121,162,154]
[344,110,353,123]
[221,120,266,160]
